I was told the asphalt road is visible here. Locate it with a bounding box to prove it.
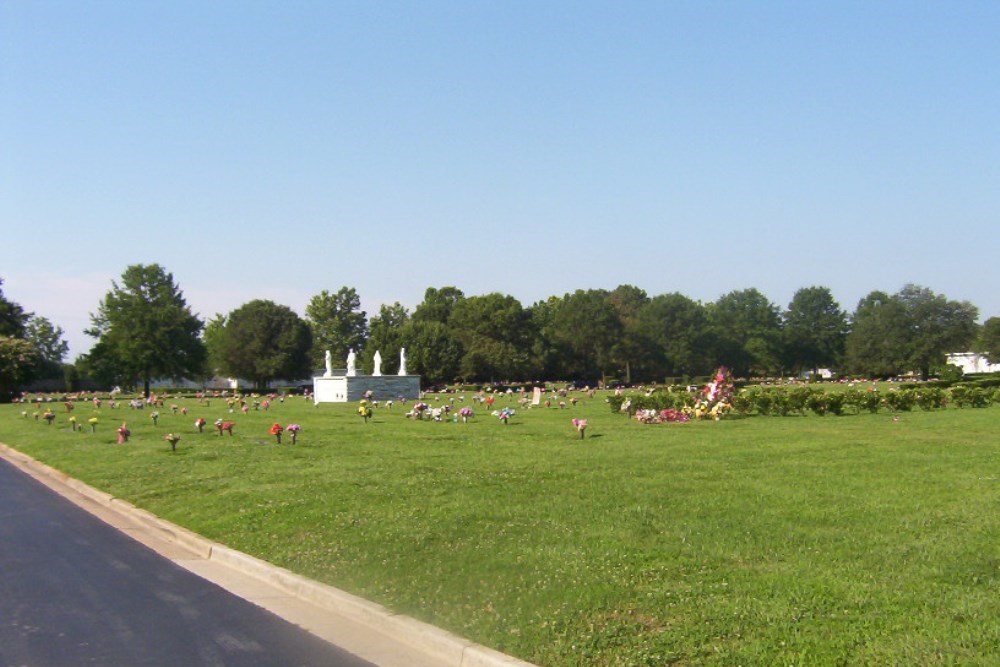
[0,457,375,667]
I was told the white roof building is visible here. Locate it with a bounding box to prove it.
[946,352,1000,375]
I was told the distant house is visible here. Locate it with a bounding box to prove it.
[945,352,1000,375]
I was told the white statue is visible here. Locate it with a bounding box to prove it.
[398,347,407,376]
[324,350,332,377]
[373,350,382,376]
[346,348,357,376]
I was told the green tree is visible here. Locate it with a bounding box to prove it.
[22,315,69,385]
[399,319,464,386]
[607,285,652,384]
[25,315,69,364]
[305,287,368,369]
[782,286,848,375]
[636,293,714,379]
[216,300,312,390]
[448,293,534,382]
[87,264,205,396]
[542,290,623,383]
[708,288,783,377]
[896,284,978,379]
[0,278,28,338]
[364,302,409,374]
[412,286,465,324]
[201,313,228,380]
[527,297,564,381]
[844,291,911,377]
[981,316,1000,364]
[0,336,39,398]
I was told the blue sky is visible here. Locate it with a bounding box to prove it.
[3,1,998,359]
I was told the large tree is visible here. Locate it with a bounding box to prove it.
[87,264,205,396]
[412,286,465,325]
[707,288,783,377]
[782,286,848,375]
[305,287,368,369]
[448,293,534,382]
[399,319,464,386]
[844,291,914,378]
[0,278,28,338]
[216,300,312,390]
[0,336,39,398]
[896,284,978,379]
[363,302,409,374]
[607,285,653,384]
[201,313,228,381]
[981,316,1000,365]
[543,289,623,383]
[636,293,714,379]
[25,315,69,365]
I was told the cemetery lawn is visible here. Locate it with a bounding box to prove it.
[2,395,998,666]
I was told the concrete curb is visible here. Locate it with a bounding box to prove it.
[0,443,537,667]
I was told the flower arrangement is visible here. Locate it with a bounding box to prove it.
[117,423,131,444]
[68,416,78,431]
[495,407,515,424]
[42,410,55,425]
[286,423,301,444]
[406,402,430,419]
[150,411,160,426]
[458,407,474,423]
[270,423,284,443]
[195,417,207,432]
[215,419,235,436]
[164,433,181,451]
[181,406,188,416]
[65,402,74,413]
[358,400,373,423]
[171,404,179,414]
[695,367,734,421]
[241,405,250,415]
[88,417,99,433]
[660,408,690,423]
[572,418,588,439]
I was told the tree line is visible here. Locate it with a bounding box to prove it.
[3,265,1000,396]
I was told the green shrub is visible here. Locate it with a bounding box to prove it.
[825,391,847,416]
[883,389,917,412]
[950,386,992,408]
[844,388,881,414]
[914,387,947,411]
[806,391,829,416]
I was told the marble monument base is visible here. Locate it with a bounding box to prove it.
[313,374,421,404]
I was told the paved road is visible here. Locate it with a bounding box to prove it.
[0,457,374,667]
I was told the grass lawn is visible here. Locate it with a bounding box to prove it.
[2,392,999,666]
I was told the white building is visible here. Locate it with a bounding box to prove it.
[946,352,1000,375]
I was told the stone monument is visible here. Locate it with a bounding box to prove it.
[313,348,420,404]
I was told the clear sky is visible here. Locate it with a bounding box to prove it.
[3,1,998,359]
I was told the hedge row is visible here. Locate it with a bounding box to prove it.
[609,384,1000,417]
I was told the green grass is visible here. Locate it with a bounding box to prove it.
[3,394,999,666]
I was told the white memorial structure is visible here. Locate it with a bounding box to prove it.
[313,348,420,404]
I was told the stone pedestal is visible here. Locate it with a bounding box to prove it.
[313,374,420,404]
